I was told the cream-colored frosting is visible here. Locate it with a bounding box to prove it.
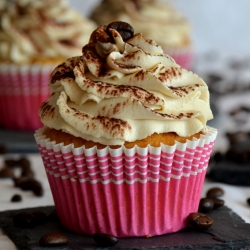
[0,0,96,63]
[39,25,212,145]
[90,0,191,49]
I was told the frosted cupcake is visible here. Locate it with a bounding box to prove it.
[0,0,96,130]
[35,22,217,238]
[90,0,193,69]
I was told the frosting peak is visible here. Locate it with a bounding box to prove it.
[39,23,213,145]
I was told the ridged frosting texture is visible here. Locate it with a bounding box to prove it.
[0,0,96,63]
[39,25,213,145]
[90,0,191,49]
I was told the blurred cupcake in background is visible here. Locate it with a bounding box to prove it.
[90,0,193,69]
[0,0,96,131]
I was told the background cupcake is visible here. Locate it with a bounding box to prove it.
[35,22,217,238]
[0,0,96,131]
[90,0,193,69]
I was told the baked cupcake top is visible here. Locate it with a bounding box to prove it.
[90,0,191,49]
[39,22,213,146]
[0,0,96,64]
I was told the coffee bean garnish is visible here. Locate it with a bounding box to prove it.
[93,233,119,247]
[11,194,22,202]
[39,232,68,247]
[206,187,224,199]
[198,198,214,213]
[187,212,214,230]
[107,21,134,41]
[0,167,14,179]
[13,212,36,228]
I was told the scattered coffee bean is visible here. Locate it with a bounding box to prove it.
[18,157,30,169]
[206,187,224,199]
[246,198,250,206]
[31,209,48,224]
[39,232,68,247]
[93,233,119,247]
[213,152,223,162]
[0,145,8,154]
[107,21,134,41]
[213,198,225,209]
[21,166,34,178]
[13,212,36,228]
[187,212,214,230]
[14,177,44,197]
[11,194,22,202]
[4,159,18,168]
[198,198,214,213]
[0,167,15,178]
[48,209,60,222]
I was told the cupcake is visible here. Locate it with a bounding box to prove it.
[34,21,217,238]
[0,0,96,131]
[90,0,193,69]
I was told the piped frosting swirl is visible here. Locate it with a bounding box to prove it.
[39,24,213,145]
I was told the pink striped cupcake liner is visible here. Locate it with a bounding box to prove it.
[0,63,55,131]
[35,126,217,238]
[164,47,194,70]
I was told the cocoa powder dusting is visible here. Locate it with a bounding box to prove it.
[158,67,182,82]
[50,57,78,84]
[40,102,55,119]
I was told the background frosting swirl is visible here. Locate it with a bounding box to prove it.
[0,0,96,63]
[90,0,191,49]
[39,25,213,145]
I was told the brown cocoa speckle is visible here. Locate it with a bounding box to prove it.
[158,67,182,82]
[40,102,55,119]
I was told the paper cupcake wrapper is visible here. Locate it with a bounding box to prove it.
[35,126,217,237]
[0,63,55,130]
[164,47,194,70]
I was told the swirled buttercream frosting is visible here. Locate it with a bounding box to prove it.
[39,23,213,146]
[0,0,96,63]
[90,0,191,49]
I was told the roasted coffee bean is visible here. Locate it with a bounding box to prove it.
[21,166,34,178]
[31,210,48,224]
[0,145,8,154]
[246,198,250,206]
[11,194,22,202]
[187,212,214,230]
[206,187,224,199]
[14,177,44,197]
[48,209,60,222]
[107,21,134,41]
[213,198,225,209]
[4,159,18,167]
[18,157,31,169]
[213,152,223,162]
[93,233,119,247]
[13,212,36,228]
[0,167,14,178]
[39,232,68,247]
[198,198,214,213]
